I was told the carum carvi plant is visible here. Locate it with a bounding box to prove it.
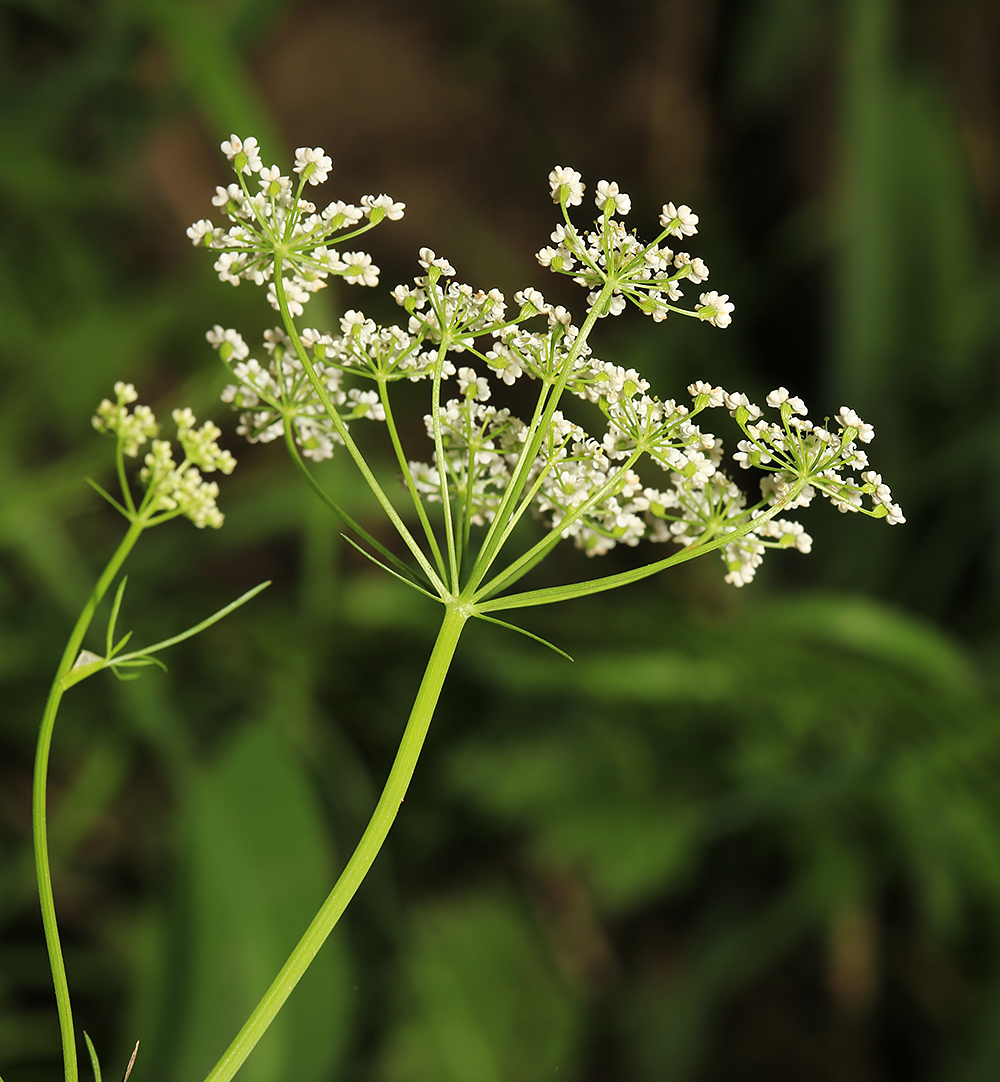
[24,388,267,1082]
[23,134,904,1082]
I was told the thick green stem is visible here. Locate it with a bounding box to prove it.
[200,602,469,1082]
[34,517,146,1082]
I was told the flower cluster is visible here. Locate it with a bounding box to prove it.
[391,249,509,348]
[93,382,158,456]
[192,138,902,587]
[92,386,235,529]
[187,134,404,316]
[409,397,522,527]
[542,167,732,326]
[213,325,385,463]
[717,386,905,525]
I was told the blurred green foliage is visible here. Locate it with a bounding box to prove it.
[2,0,999,1080]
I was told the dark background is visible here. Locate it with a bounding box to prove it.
[2,1,1000,1079]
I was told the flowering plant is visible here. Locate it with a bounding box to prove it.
[24,134,902,1082]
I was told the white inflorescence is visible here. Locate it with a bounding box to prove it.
[195,141,903,585]
[187,133,405,317]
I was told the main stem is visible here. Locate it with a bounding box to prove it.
[34,517,146,1082]
[200,602,469,1082]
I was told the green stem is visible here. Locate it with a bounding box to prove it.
[200,602,469,1082]
[34,517,146,1082]
[377,380,447,582]
[474,446,645,602]
[281,423,427,590]
[478,484,804,613]
[429,341,460,592]
[465,284,612,593]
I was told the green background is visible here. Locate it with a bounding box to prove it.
[2,0,999,1079]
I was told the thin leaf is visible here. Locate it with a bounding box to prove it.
[83,1032,103,1082]
[284,425,434,590]
[112,581,271,663]
[340,534,439,602]
[111,656,169,678]
[85,476,129,518]
[106,576,128,658]
[473,613,573,662]
[110,630,134,657]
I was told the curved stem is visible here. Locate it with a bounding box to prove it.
[34,517,146,1082]
[200,603,469,1082]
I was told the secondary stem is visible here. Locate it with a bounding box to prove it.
[200,602,469,1082]
[34,516,146,1082]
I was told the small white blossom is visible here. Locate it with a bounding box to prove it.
[660,202,699,237]
[293,147,333,185]
[548,166,585,206]
[220,135,262,175]
[206,325,249,361]
[697,291,735,329]
[417,248,456,276]
[361,193,405,221]
[457,366,491,401]
[836,406,875,444]
[595,180,631,216]
[186,219,216,246]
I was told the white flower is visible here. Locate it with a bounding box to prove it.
[660,202,699,237]
[341,252,380,287]
[322,200,365,226]
[685,382,722,408]
[514,287,549,314]
[595,180,631,216]
[293,147,333,186]
[258,166,291,193]
[211,183,242,208]
[361,193,405,221]
[697,291,735,329]
[213,252,246,286]
[173,409,236,474]
[722,390,762,420]
[674,252,709,283]
[266,277,311,316]
[766,387,808,415]
[417,248,456,276]
[92,384,159,457]
[457,366,491,401]
[548,166,584,206]
[836,406,875,443]
[220,135,262,174]
[186,219,216,246]
[206,325,249,361]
